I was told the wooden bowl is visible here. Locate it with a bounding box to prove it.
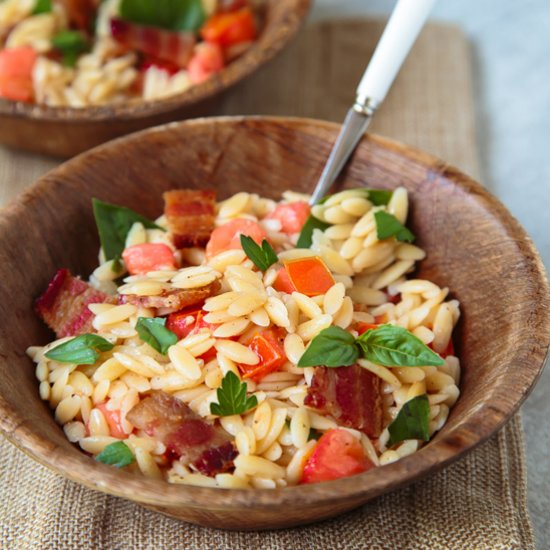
[0,117,548,530]
[0,0,310,158]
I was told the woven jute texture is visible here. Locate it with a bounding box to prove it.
[0,20,536,549]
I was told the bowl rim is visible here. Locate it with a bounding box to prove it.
[0,115,549,512]
[0,0,311,123]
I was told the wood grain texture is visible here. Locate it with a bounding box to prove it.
[0,0,310,158]
[0,117,548,530]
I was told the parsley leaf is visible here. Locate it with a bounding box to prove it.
[136,317,178,355]
[33,0,52,15]
[96,441,135,468]
[388,394,430,446]
[357,325,444,367]
[51,31,89,67]
[374,211,415,243]
[92,199,163,269]
[367,189,393,206]
[45,334,114,365]
[297,326,359,367]
[240,235,278,271]
[120,0,205,32]
[210,371,258,417]
[296,215,331,248]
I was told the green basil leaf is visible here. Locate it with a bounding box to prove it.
[374,210,415,243]
[51,31,89,67]
[120,0,205,31]
[96,441,135,468]
[33,0,52,14]
[297,326,359,367]
[357,325,444,367]
[388,394,430,446]
[367,189,393,206]
[45,334,114,365]
[296,215,331,248]
[240,235,278,271]
[136,317,177,355]
[92,199,163,267]
[210,371,258,417]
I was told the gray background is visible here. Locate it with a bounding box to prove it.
[312,0,549,546]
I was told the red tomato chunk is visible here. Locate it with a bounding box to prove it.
[238,329,286,382]
[274,257,335,297]
[205,218,266,258]
[265,201,310,234]
[301,429,374,484]
[0,46,38,102]
[96,402,128,440]
[200,8,257,47]
[122,243,176,275]
[188,42,224,84]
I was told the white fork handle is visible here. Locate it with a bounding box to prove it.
[356,0,437,107]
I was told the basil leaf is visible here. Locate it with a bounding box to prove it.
[51,31,89,67]
[120,0,205,31]
[33,0,52,14]
[240,235,278,271]
[45,334,114,365]
[297,326,359,367]
[388,394,430,446]
[296,215,331,248]
[136,317,177,355]
[96,441,135,468]
[92,199,163,267]
[210,371,258,417]
[357,325,444,367]
[367,189,393,206]
[374,211,415,243]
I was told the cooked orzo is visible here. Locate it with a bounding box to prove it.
[28,186,461,488]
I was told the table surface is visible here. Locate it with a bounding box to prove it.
[314,1,550,547]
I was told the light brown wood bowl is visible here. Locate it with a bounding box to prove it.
[0,117,548,530]
[0,0,310,158]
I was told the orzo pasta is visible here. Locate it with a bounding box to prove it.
[28,185,461,487]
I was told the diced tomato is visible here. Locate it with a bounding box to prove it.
[205,218,267,258]
[265,201,310,235]
[273,266,297,294]
[96,402,128,440]
[374,314,389,324]
[0,46,37,102]
[200,7,256,47]
[429,338,455,358]
[187,42,225,84]
[238,329,286,382]
[122,243,176,275]
[277,257,335,297]
[301,429,374,484]
[356,322,379,335]
[167,306,204,339]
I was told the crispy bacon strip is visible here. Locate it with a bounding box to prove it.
[127,391,236,476]
[59,0,100,32]
[164,189,217,249]
[120,280,220,310]
[304,364,383,438]
[111,18,196,68]
[35,268,116,338]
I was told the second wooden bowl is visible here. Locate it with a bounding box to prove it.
[0,117,548,530]
[0,0,310,158]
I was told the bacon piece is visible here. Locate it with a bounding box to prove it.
[59,0,100,32]
[110,18,196,68]
[163,189,217,249]
[120,280,220,310]
[304,365,383,438]
[127,391,236,476]
[35,268,116,338]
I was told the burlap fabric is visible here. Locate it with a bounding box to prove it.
[0,21,536,549]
